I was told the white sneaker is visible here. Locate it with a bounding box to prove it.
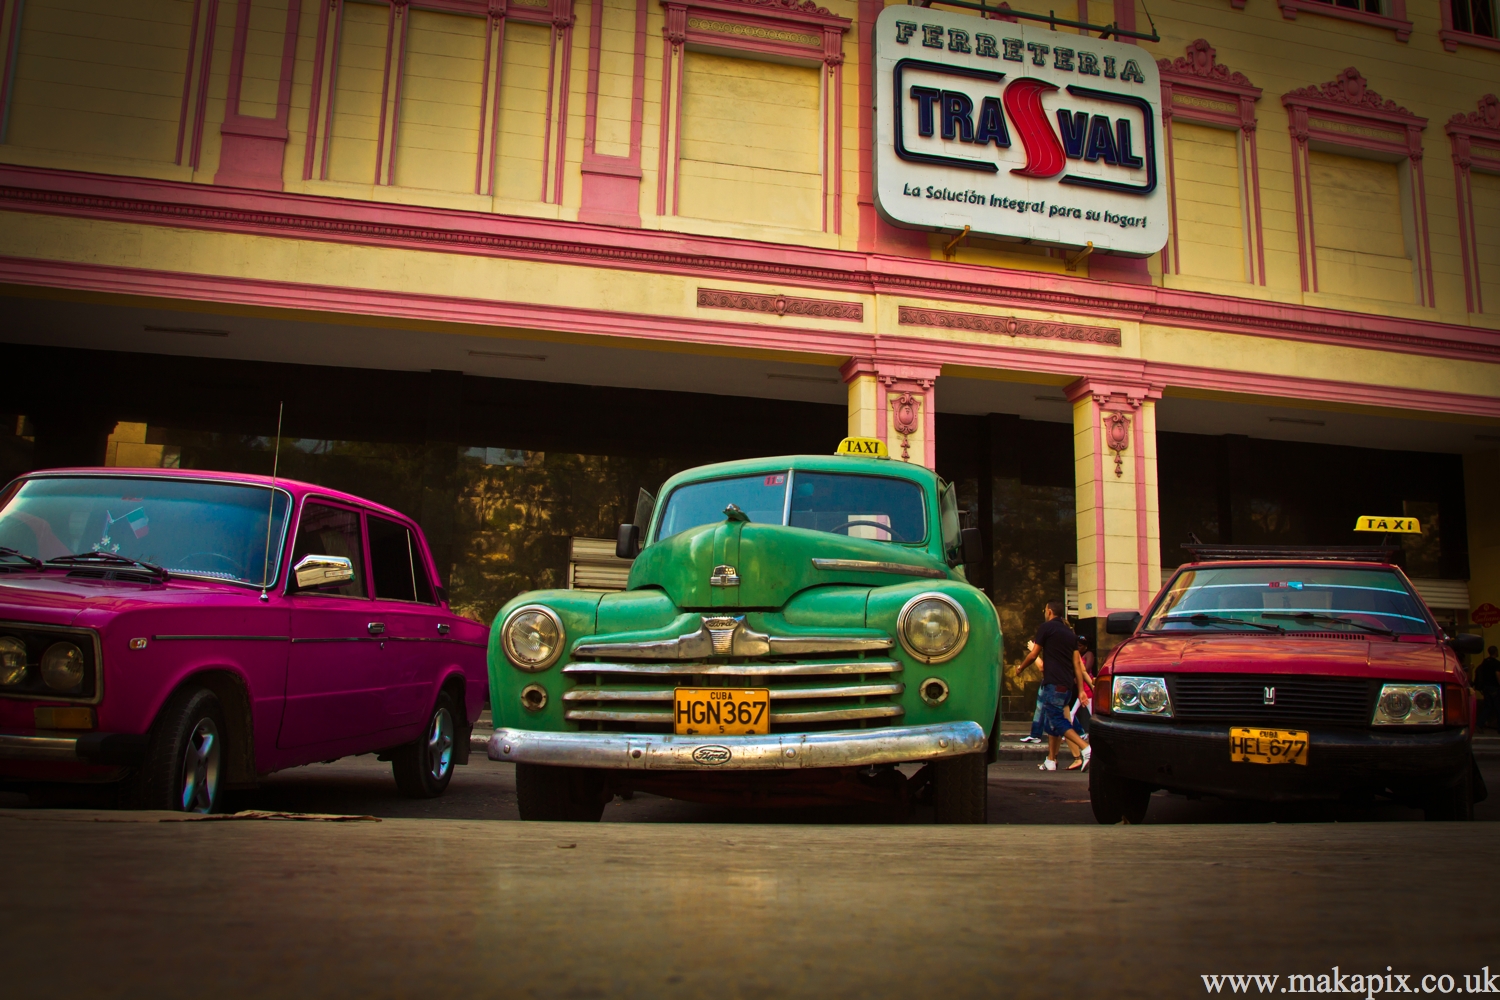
[1080,746,1092,771]
[1019,736,1042,744]
[1038,758,1057,771]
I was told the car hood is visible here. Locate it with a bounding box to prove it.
[1108,634,1451,678]
[0,572,249,626]
[627,520,953,609]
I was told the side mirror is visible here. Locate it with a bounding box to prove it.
[960,527,984,568]
[293,554,354,590]
[1106,611,1142,635]
[1448,632,1483,655]
[616,523,640,560]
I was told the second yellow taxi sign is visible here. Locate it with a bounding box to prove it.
[835,436,888,458]
[1353,515,1422,533]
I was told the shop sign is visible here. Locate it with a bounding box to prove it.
[873,5,1168,256]
[1473,603,1500,629]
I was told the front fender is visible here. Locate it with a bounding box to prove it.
[866,582,1001,734]
[488,590,604,730]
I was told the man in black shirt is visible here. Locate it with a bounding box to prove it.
[1014,600,1092,770]
[1478,646,1500,732]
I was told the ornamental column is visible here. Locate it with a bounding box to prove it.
[840,356,941,469]
[1066,377,1163,634]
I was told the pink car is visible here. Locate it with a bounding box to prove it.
[0,468,488,812]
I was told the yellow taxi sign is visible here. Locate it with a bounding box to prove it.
[835,437,888,458]
[1353,515,1422,534]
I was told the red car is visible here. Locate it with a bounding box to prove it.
[1088,548,1485,823]
[0,468,488,812]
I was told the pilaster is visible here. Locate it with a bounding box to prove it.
[840,356,941,469]
[1067,377,1163,626]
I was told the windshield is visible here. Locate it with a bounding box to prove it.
[0,476,292,587]
[1144,565,1433,636]
[655,470,926,544]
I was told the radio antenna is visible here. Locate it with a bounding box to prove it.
[259,401,284,603]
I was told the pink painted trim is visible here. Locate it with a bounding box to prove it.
[176,0,205,166]
[487,14,506,195]
[1412,155,1435,308]
[6,164,1500,361]
[655,35,673,216]
[1440,28,1500,53]
[190,0,221,171]
[223,0,253,120]
[373,2,398,185]
[540,19,556,201]
[671,31,685,216]
[629,0,646,158]
[1132,407,1148,608]
[1163,112,1178,274]
[1289,128,1310,292]
[1279,0,1412,41]
[582,0,603,157]
[1113,0,1135,43]
[551,11,573,207]
[832,60,842,235]
[385,2,411,186]
[319,0,345,181]
[475,8,494,195]
[856,0,875,251]
[1246,121,1265,285]
[1091,400,1107,611]
[303,0,334,181]
[7,252,1500,422]
[1303,140,1319,292]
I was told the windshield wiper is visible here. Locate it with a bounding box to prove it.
[1158,613,1284,632]
[47,552,170,581]
[0,546,42,569]
[1262,612,1396,637]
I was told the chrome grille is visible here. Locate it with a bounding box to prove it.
[1167,674,1380,727]
[562,652,903,733]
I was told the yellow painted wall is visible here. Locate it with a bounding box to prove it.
[1474,171,1500,314]
[1308,150,1413,304]
[1171,121,1245,283]
[493,21,551,202]
[592,0,637,159]
[325,1,389,185]
[5,0,193,163]
[394,10,486,194]
[238,0,290,119]
[676,52,821,232]
[1465,450,1500,652]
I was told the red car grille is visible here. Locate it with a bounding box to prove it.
[1167,674,1381,727]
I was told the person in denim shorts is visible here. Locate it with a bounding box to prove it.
[1019,600,1091,771]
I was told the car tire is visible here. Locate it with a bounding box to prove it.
[392,691,458,799]
[1090,765,1151,825]
[129,687,226,814]
[515,763,606,821]
[932,751,988,824]
[1423,765,1475,822]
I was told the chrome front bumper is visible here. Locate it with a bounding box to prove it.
[0,732,148,764]
[487,721,986,771]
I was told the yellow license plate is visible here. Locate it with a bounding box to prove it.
[1229,727,1309,765]
[673,688,770,736]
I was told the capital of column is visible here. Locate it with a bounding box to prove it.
[1064,377,1163,412]
[839,355,941,389]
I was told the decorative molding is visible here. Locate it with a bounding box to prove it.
[697,287,863,320]
[1,166,1498,364]
[1447,94,1500,314]
[216,0,303,191]
[1277,0,1411,41]
[1158,40,1265,285]
[4,254,1498,429]
[1282,68,1433,306]
[580,0,648,225]
[898,306,1122,346]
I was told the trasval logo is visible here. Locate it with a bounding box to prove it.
[892,21,1156,195]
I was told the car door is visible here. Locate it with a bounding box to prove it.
[279,501,385,749]
[366,513,438,730]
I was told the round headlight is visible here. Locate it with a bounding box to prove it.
[1139,680,1169,713]
[41,641,85,693]
[502,605,565,672]
[897,593,969,664]
[1412,689,1436,714]
[1381,688,1413,719]
[0,636,26,686]
[1116,679,1141,709]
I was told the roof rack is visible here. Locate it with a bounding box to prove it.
[1180,544,1399,563]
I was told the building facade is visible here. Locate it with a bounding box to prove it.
[0,0,1497,681]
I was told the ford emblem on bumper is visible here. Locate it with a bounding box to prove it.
[691,745,732,765]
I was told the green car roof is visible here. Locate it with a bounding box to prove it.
[655,454,939,496]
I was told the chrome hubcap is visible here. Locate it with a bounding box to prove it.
[426,707,454,782]
[180,717,221,813]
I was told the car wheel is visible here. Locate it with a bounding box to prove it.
[932,751,988,824]
[392,691,458,799]
[129,687,225,814]
[1423,766,1475,822]
[515,763,606,821]
[1090,765,1151,825]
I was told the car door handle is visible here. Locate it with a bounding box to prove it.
[367,622,386,636]
[436,623,451,635]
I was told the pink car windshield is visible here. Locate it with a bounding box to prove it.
[0,475,291,587]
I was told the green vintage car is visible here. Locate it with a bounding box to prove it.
[486,439,1001,822]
